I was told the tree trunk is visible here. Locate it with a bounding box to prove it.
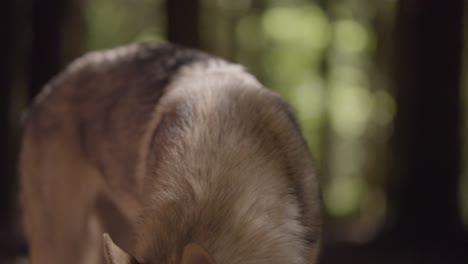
[391,0,465,241]
[165,0,201,49]
[0,0,14,232]
[29,0,85,100]
[0,0,30,259]
[28,0,67,99]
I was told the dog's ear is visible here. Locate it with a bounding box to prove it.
[103,233,139,264]
[181,243,216,264]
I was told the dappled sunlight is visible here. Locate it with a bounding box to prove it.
[231,1,395,232]
[329,83,372,138]
[325,158,368,217]
[333,19,371,54]
[262,5,330,50]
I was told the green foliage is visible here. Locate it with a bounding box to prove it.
[234,1,395,224]
[333,19,370,54]
[329,82,372,138]
[262,5,330,50]
[85,0,164,50]
[238,4,331,159]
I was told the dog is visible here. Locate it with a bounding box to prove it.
[19,43,321,264]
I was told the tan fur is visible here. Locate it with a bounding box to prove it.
[19,44,321,264]
[103,234,138,264]
[181,244,215,264]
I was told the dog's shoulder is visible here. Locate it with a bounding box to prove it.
[32,43,213,106]
[24,43,215,137]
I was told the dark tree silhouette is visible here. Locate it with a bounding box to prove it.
[165,0,201,49]
[29,0,85,100]
[391,0,465,245]
[0,0,14,234]
[385,0,467,262]
[0,0,29,259]
[29,0,67,99]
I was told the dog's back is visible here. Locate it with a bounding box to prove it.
[20,43,321,264]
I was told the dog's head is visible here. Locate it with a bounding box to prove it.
[103,234,215,264]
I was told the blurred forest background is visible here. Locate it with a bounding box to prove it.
[0,0,467,263]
